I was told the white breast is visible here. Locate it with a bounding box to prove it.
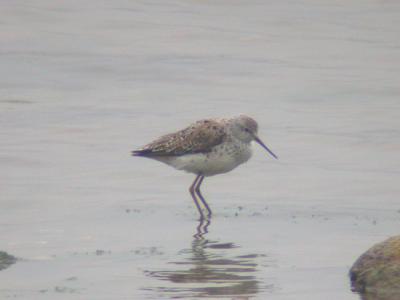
[158,142,253,176]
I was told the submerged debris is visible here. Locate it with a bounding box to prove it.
[0,251,17,271]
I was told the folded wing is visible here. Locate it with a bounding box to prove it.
[132,119,226,157]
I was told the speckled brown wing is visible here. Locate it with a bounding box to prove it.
[132,119,226,157]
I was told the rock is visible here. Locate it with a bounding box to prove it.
[350,236,400,300]
[0,251,17,271]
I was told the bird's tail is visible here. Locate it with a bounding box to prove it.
[131,149,152,156]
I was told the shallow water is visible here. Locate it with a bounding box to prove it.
[1,1,400,299]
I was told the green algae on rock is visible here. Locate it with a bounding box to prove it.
[0,251,17,271]
[350,236,400,300]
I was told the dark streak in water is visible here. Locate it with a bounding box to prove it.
[0,99,33,104]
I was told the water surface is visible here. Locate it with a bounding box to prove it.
[1,1,400,299]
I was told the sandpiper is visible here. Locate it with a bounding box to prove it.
[132,115,277,219]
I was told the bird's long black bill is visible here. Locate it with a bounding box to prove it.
[254,136,278,159]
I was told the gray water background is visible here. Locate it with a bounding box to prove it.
[1,1,400,299]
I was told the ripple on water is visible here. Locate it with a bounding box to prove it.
[142,237,274,299]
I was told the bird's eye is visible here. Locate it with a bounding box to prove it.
[244,128,250,132]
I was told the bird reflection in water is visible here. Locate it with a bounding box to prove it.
[144,218,270,299]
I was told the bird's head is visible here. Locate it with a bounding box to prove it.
[231,114,278,159]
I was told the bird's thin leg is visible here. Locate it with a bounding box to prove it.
[195,175,212,217]
[189,175,205,219]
